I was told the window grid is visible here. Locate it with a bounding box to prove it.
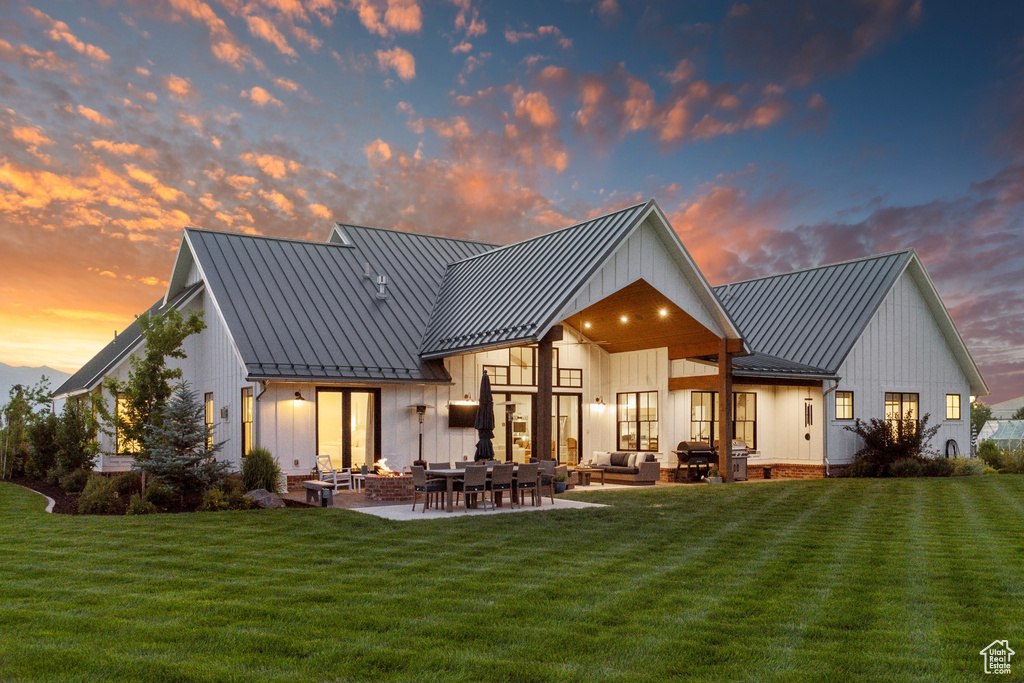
[617,391,659,451]
[835,391,854,420]
[946,393,961,420]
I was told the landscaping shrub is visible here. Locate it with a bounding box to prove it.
[889,458,925,478]
[143,482,174,506]
[79,476,122,514]
[951,457,987,476]
[45,467,61,487]
[840,457,878,478]
[998,447,1024,474]
[923,457,956,478]
[201,488,229,511]
[125,493,156,515]
[241,446,282,493]
[61,468,90,494]
[978,440,1002,469]
[843,413,940,477]
[113,471,143,499]
[984,466,999,474]
[219,476,256,510]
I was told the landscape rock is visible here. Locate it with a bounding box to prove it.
[246,488,285,509]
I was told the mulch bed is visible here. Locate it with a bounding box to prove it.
[7,477,79,514]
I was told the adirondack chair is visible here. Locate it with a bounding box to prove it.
[316,454,352,491]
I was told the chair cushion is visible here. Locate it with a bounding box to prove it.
[604,466,639,475]
[594,451,611,467]
[610,452,631,467]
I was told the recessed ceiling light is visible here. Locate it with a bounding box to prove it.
[583,322,591,329]
[620,315,628,323]
[659,308,668,317]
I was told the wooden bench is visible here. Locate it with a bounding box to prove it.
[303,480,334,505]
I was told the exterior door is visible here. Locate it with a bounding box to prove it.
[552,394,582,463]
[316,388,381,470]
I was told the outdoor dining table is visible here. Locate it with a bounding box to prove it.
[425,465,523,512]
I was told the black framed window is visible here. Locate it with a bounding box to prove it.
[885,392,919,424]
[617,391,658,451]
[946,394,961,420]
[835,391,854,420]
[241,387,253,457]
[690,391,757,449]
[204,392,214,450]
[486,347,581,388]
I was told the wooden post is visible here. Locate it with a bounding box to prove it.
[718,337,733,483]
[535,326,562,463]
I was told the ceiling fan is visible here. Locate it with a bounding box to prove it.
[561,315,611,348]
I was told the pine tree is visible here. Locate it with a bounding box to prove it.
[139,381,228,499]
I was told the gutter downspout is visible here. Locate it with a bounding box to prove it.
[255,381,269,450]
[822,378,840,477]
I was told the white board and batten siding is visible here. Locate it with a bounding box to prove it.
[828,271,971,463]
[668,360,825,464]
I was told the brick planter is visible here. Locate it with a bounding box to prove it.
[364,474,415,503]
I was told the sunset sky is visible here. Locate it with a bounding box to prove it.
[1,0,1022,402]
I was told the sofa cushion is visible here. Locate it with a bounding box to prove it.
[604,466,640,475]
[594,451,611,467]
[645,453,657,463]
[610,452,631,467]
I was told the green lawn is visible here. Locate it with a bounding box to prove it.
[1,477,1023,682]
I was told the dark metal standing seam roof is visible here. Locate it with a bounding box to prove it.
[52,282,205,398]
[714,251,911,375]
[420,202,650,358]
[185,226,496,383]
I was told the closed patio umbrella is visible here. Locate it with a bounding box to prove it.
[473,370,495,462]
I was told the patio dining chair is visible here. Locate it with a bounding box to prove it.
[411,466,445,513]
[454,460,470,469]
[453,464,488,512]
[537,460,562,505]
[488,463,514,509]
[428,461,451,470]
[316,455,353,491]
[514,462,539,507]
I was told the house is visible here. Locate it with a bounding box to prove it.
[53,199,988,481]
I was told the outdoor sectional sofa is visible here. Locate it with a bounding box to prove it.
[589,451,660,485]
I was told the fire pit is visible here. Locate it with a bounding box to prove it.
[364,474,415,503]
[363,459,414,503]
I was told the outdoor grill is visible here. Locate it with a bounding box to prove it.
[673,441,718,482]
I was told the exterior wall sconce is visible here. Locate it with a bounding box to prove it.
[294,391,305,403]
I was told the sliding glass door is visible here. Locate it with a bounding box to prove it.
[492,392,581,464]
[316,388,381,470]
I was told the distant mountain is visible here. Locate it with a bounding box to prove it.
[0,362,72,404]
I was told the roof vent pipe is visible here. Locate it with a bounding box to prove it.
[363,262,372,279]
[375,274,389,300]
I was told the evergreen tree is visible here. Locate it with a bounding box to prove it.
[1012,406,1024,421]
[139,381,228,498]
[54,399,99,476]
[971,402,992,437]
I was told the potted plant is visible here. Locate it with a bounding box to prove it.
[704,466,723,484]
[553,472,569,494]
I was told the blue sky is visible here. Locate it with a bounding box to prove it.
[0,0,1022,401]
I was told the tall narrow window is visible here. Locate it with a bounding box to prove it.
[733,393,757,450]
[115,393,141,455]
[617,391,658,451]
[241,387,253,457]
[509,347,536,385]
[205,392,214,450]
[946,394,961,420]
[835,391,854,420]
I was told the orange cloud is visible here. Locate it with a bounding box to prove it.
[376,46,416,81]
[164,74,198,101]
[90,140,159,161]
[241,86,285,108]
[0,38,77,75]
[513,90,558,129]
[244,13,297,57]
[351,0,422,37]
[239,152,302,178]
[364,138,393,165]
[24,6,111,63]
[76,105,115,127]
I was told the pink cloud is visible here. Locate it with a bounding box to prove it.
[241,86,285,108]
[24,6,111,63]
[376,46,416,81]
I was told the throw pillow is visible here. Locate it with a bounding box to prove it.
[594,451,611,467]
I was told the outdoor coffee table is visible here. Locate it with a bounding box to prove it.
[574,467,605,486]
